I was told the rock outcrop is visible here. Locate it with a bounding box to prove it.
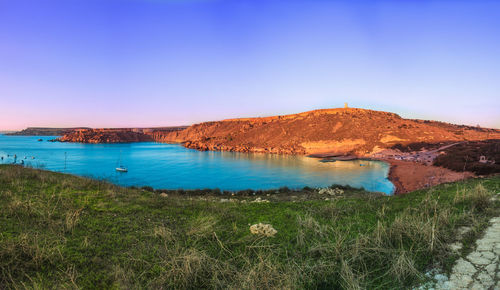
[57,127,187,144]
[56,108,500,154]
[58,129,153,143]
[154,108,500,156]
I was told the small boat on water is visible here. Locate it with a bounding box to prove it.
[115,151,128,173]
[116,166,128,172]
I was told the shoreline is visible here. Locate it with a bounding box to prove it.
[2,134,477,194]
[0,164,379,198]
[383,159,474,194]
[299,153,476,195]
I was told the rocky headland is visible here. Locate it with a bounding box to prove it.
[155,108,500,156]
[57,128,154,143]
[55,108,500,153]
[53,107,500,193]
[56,126,187,144]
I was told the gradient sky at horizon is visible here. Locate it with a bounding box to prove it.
[1,0,499,130]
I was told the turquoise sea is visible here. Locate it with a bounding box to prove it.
[0,135,395,194]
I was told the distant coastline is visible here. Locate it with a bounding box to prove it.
[6,127,90,136]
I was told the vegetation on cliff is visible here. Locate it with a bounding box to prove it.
[434,140,500,175]
[1,165,499,289]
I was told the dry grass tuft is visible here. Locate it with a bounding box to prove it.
[340,259,362,290]
[0,232,64,277]
[112,264,136,289]
[458,183,491,212]
[153,225,174,242]
[65,208,83,232]
[187,215,218,237]
[236,253,299,289]
[153,247,229,288]
[297,215,330,243]
[389,250,420,283]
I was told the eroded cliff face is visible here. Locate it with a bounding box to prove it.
[153,108,500,156]
[58,129,154,143]
[57,127,188,144]
[57,108,500,155]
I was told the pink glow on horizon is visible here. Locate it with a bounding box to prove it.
[1,0,499,130]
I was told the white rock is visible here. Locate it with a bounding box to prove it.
[480,251,496,261]
[449,273,473,289]
[490,217,500,223]
[434,273,448,283]
[470,282,485,290]
[485,263,496,275]
[251,197,269,203]
[452,259,476,276]
[467,252,491,265]
[249,223,277,237]
[477,272,494,288]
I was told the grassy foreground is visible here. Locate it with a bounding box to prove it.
[0,165,499,289]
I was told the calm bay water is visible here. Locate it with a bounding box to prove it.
[0,135,394,194]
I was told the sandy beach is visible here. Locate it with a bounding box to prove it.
[386,159,474,194]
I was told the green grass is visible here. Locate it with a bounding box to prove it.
[0,165,499,289]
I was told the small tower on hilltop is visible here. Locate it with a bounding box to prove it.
[344,102,348,109]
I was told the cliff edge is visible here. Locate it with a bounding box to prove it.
[155,107,500,156]
[56,108,500,156]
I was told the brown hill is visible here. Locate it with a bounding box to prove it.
[156,108,500,156]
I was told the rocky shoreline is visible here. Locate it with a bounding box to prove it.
[159,108,500,157]
[182,140,307,155]
[16,107,499,194]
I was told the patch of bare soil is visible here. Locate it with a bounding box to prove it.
[386,160,474,194]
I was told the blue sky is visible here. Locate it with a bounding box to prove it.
[1,0,499,130]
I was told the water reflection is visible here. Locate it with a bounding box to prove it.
[0,135,394,194]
